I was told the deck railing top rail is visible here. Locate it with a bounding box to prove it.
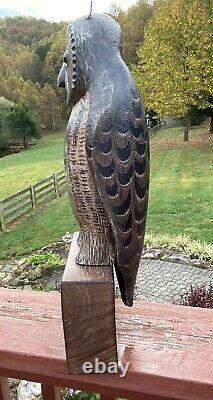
[0,288,212,400]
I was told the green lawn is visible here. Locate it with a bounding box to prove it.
[0,125,212,259]
[1,194,77,257]
[0,130,65,199]
[148,126,212,242]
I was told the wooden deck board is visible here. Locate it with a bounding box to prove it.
[0,288,212,400]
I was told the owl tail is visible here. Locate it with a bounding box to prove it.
[114,257,136,307]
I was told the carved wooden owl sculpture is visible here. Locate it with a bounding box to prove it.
[58,14,150,307]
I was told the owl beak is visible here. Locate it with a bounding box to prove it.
[57,64,66,88]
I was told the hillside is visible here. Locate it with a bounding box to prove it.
[0,125,212,258]
[0,130,64,199]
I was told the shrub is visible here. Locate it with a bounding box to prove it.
[180,284,213,308]
[189,107,206,127]
[145,233,213,262]
[28,251,62,267]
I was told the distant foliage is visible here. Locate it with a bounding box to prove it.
[0,16,59,46]
[44,24,68,82]
[133,0,213,122]
[0,17,65,131]
[5,103,41,148]
[180,284,213,308]
[0,96,14,113]
[111,0,153,65]
[0,97,14,153]
[14,48,42,82]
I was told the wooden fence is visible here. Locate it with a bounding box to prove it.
[0,170,67,232]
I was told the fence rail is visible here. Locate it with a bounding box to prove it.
[0,171,67,232]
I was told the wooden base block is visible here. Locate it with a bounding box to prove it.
[61,232,118,375]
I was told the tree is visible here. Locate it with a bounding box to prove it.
[5,103,41,148]
[0,16,59,47]
[40,84,59,130]
[0,97,14,154]
[33,37,53,65]
[44,24,68,83]
[14,49,42,82]
[20,80,42,113]
[0,44,12,75]
[109,3,122,19]
[133,0,213,140]
[112,0,153,65]
[0,73,25,104]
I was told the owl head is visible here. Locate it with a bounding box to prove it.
[57,13,121,106]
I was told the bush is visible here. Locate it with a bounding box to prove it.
[189,107,205,127]
[180,284,213,308]
[28,251,62,267]
[145,233,213,262]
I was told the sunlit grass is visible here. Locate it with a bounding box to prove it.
[0,130,65,199]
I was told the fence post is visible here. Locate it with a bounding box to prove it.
[30,186,36,211]
[0,201,6,233]
[53,174,60,198]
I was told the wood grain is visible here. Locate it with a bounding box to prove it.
[61,232,117,374]
[0,378,10,400]
[0,288,212,400]
[41,383,61,400]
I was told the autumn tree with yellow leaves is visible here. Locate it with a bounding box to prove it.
[133,0,213,140]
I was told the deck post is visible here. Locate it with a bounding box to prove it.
[61,232,117,375]
[41,383,61,400]
[0,378,10,400]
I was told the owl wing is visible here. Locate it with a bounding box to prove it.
[86,91,150,306]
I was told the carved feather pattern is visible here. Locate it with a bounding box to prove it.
[59,13,150,306]
[65,97,112,266]
[86,90,150,306]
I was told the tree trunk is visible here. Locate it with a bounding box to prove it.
[23,136,28,148]
[184,116,190,141]
[209,115,213,134]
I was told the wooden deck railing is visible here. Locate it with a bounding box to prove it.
[0,288,212,400]
[0,171,66,232]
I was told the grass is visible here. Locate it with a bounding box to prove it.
[0,125,212,259]
[0,130,64,199]
[147,125,212,243]
[0,194,77,258]
[145,233,213,262]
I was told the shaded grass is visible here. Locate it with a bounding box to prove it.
[0,130,65,199]
[0,125,212,259]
